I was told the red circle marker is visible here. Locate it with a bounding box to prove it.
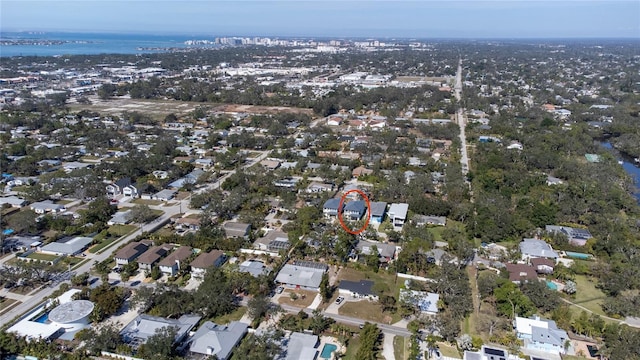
[338,189,371,235]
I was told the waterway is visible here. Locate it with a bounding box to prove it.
[600,141,640,204]
[0,32,219,57]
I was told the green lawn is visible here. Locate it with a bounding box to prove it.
[211,307,247,324]
[571,275,607,316]
[394,335,408,360]
[338,266,402,298]
[130,198,164,206]
[339,300,401,324]
[436,342,461,358]
[89,238,116,254]
[426,219,465,242]
[342,334,362,360]
[109,224,138,236]
[26,253,59,261]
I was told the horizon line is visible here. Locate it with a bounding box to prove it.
[1,29,639,41]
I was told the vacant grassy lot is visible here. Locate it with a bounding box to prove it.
[436,342,461,358]
[130,198,164,206]
[342,334,362,360]
[426,219,465,242]
[338,300,400,324]
[394,335,408,360]
[278,289,317,308]
[571,274,607,316]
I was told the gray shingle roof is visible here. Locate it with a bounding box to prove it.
[189,321,248,360]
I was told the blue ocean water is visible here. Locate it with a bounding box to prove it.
[0,32,218,57]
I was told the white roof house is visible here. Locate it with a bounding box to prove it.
[121,314,201,347]
[519,238,559,261]
[40,236,93,256]
[30,200,66,214]
[188,321,249,360]
[275,264,326,291]
[388,203,409,228]
[400,290,440,315]
[284,332,320,360]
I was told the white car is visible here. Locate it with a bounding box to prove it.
[335,296,345,305]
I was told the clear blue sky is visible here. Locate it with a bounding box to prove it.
[2,0,639,38]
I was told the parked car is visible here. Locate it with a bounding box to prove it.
[276,286,284,294]
[335,296,345,305]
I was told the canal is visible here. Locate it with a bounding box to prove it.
[601,142,640,204]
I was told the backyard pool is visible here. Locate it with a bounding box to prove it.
[32,312,49,324]
[565,251,593,260]
[320,343,338,359]
[546,281,558,290]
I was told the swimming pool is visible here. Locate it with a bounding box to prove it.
[32,312,49,324]
[546,281,558,290]
[320,343,338,359]
[565,251,593,260]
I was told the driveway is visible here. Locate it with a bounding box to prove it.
[382,332,395,360]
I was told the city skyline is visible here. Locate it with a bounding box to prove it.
[1,0,639,39]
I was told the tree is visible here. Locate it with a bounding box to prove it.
[130,204,156,224]
[192,267,236,318]
[380,295,397,313]
[356,323,382,360]
[233,329,284,360]
[248,295,271,320]
[137,326,178,360]
[563,280,577,295]
[309,309,334,335]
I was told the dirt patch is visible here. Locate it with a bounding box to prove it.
[214,104,313,115]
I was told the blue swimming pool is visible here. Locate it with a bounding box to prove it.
[565,251,593,260]
[32,312,49,323]
[546,281,558,290]
[320,343,338,359]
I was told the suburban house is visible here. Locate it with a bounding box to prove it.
[175,217,201,231]
[545,225,593,247]
[515,315,570,355]
[412,214,447,227]
[306,182,334,193]
[39,236,93,256]
[137,246,169,270]
[168,169,204,189]
[122,183,139,198]
[399,290,440,315]
[323,198,342,218]
[188,321,249,360]
[531,258,555,274]
[274,177,299,189]
[260,159,281,170]
[254,230,290,252]
[369,201,387,224]
[520,238,559,261]
[352,165,373,178]
[281,331,320,360]
[30,200,66,214]
[355,240,396,263]
[505,263,538,284]
[343,200,367,221]
[275,261,328,291]
[223,222,251,239]
[115,241,149,266]
[106,177,132,197]
[388,203,409,228]
[463,345,515,360]
[159,246,193,276]
[0,196,28,208]
[238,259,271,277]
[107,210,132,226]
[338,279,379,301]
[190,250,226,278]
[120,314,201,349]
